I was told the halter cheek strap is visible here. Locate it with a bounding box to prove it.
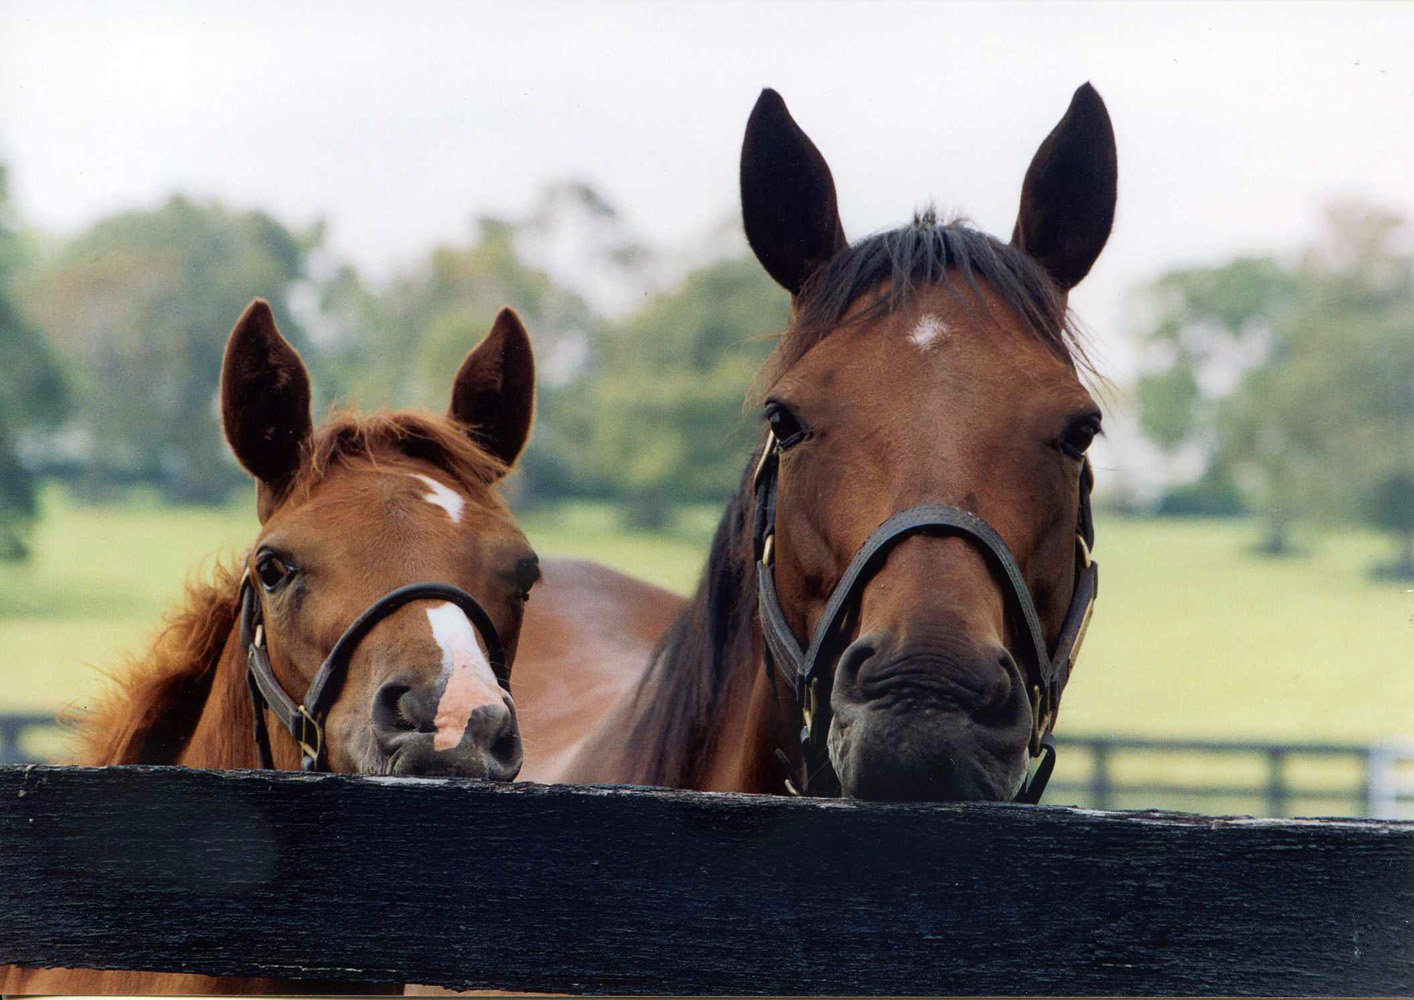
[239,576,510,772]
[752,431,1099,802]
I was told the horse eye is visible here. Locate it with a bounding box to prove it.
[1060,416,1101,459]
[255,554,292,591]
[765,402,809,448]
[513,556,541,598]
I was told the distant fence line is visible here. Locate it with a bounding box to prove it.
[0,713,54,767]
[4,713,1414,819]
[1048,733,1414,820]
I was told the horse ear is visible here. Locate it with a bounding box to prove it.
[449,307,535,470]
[740,88,847,295]
[220,299,312,520]
[1010,82,1118,292]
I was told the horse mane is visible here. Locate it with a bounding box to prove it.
[621,459,763,787]
[69,558,242,765]
[69,408,509,766]
[625,214,1094,786]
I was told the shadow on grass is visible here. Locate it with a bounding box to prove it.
[1245,541,1311,560]
[0,585,148,620]
[1368,560,1414,582]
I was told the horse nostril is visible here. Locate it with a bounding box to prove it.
[482,704,522,779]
[372,682,436,735]
[461,700,521,770]
[490,725,519,766]
[372,683,408,733]
[835,637,879,690]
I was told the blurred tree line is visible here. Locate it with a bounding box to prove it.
[0,166,69,560]
[1133,201,1414,577]
[19,195,316,504]
[0,163,786,558]
[2,153,1408,579]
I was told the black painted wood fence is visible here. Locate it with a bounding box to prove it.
[3,764,1413,996]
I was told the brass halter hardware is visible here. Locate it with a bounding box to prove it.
[295,705,323,766]
[1029,685,1044,757]
[751,430,778,493]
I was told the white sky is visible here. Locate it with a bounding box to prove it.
[3,1,1411,403]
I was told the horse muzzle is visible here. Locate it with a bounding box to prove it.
[826,635,1033,802]
[373,680,523,781]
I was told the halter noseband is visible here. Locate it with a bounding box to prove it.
[752,430,1098,803]
[238,574,510,772]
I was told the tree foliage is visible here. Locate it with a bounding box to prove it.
[579,255,788,525]
[0,164,69,559]
[316,192,790,523]
[20,196,313,503]
[317,215,598,504]
[1134,200,1414,569]
[321,217,592,408]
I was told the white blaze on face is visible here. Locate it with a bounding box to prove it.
[909,313,950,350]
[425,602,503,751]
[411,473,464,523]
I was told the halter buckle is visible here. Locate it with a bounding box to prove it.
[252,624,265,650]
[296,705,323,764]
[1029,684,1050,757]
[761,534,775,568]
[1066,596,1095,676]
[1076,533,1093,569]
[751,431,778,493]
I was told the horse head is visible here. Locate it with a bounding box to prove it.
[740,84,1115,801]
[220,300,538,779]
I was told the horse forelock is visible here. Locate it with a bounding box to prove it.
[287,408,510,513]
[755,212,1092,396]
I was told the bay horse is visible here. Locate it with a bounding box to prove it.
[3,300,542,995]
[514,83,1115,802]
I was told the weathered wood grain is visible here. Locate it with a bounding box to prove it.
[2,764,1413,995]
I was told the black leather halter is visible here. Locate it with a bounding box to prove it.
[238,573,510,772]
[751,431,1098,803]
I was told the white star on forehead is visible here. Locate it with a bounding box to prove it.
[909,313,950,349]
[410,473,465,523]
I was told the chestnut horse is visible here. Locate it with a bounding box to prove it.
[514,83,1115,802]
[3,300,541,995]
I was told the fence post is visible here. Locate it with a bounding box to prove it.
[0,718,20,766]
[1364,746,1381,818]
[1365,744,1408,820]
[1092,740,1113,811]
[1266,748,1289,817]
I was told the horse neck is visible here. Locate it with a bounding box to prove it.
[694,651,798,795]
[176,631,268,770]
[622,467,799,794]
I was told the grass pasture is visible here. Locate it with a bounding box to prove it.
[2,487,1410,778]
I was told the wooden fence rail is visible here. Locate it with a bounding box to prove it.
[11,716,1414,818]
[3,764,1414,995]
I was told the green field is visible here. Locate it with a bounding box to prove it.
[2,487,1410,763]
